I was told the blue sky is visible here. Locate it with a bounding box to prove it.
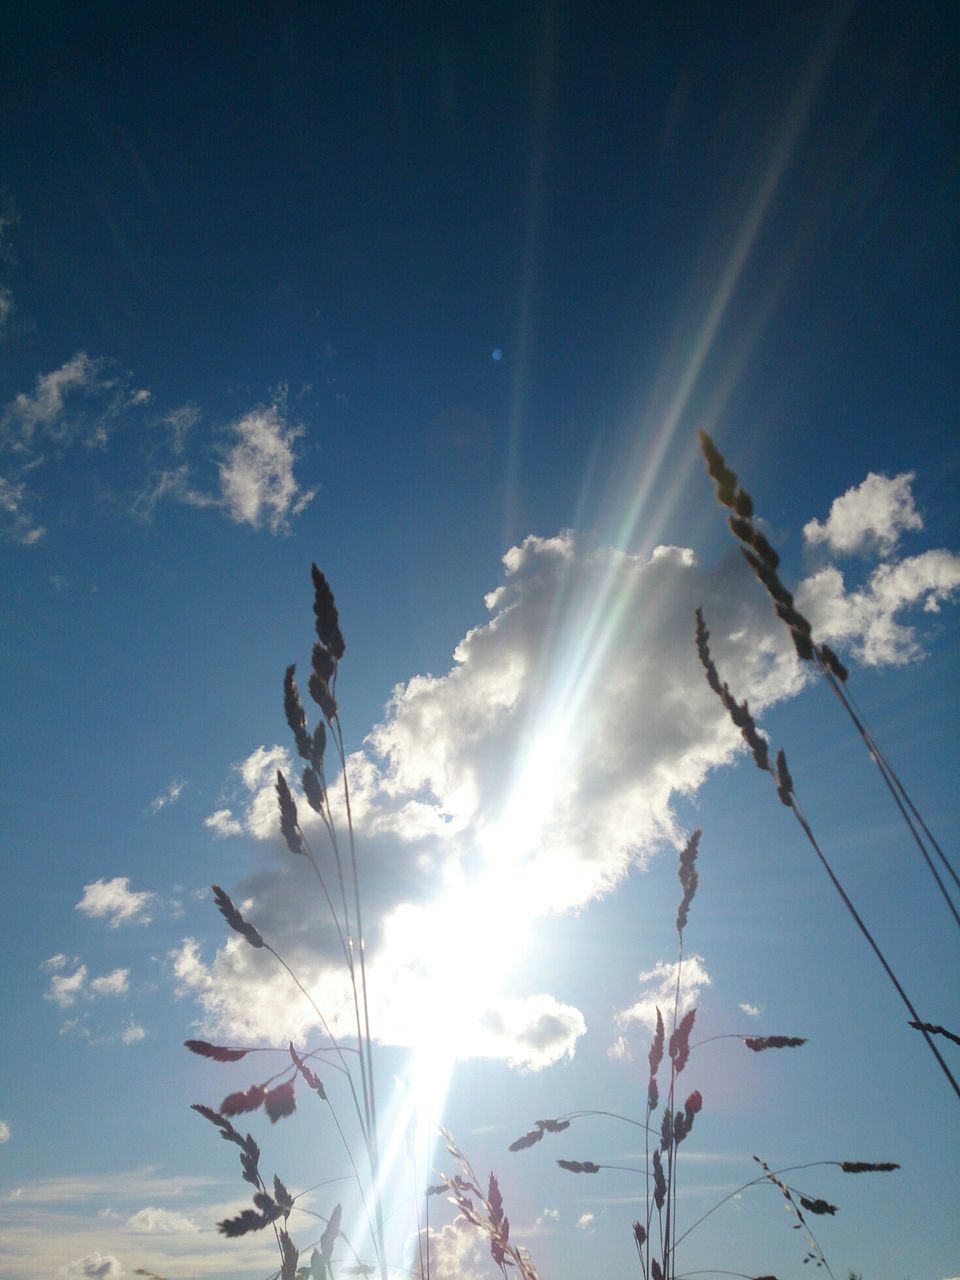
[1,3,958,1279]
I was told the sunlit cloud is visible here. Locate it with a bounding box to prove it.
[75,877,155,927]
[125,1207,198,1234]
[798,550,960,666]
[804,471,922,557]
[615,955,712,1035]
[418,1221,488,1280]
[183,490,958,1073]
[739,1002,762,1019]
[203,808,244,838]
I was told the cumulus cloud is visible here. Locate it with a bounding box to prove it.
[45,965,89,1008]
[797,550,960,665]
[615,955,712,1034]
[120,1020,146,1045]
[148,779,186,813]
[203,807,245,838]
[125,1206,197,1233]
[182,511,957,1070]
[419,1220,488,1280]
[0,1120,10,1143]
[75,877,154,927]
[44,962,130,1009]
[739,1002,762,1019]
[803,471,923,556]
[577,1212,595,1231]
[89,969,129,997]
[63,1252,123,1278]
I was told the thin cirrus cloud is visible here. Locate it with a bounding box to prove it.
[0,351,151,545]
[182,483,958,1070]
[75,877,155,927]
[148,779,186,814]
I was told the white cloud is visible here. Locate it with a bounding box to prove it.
[125,1206,197,1233]
[203,807,244,838]
[46,966,88,1008]
[615,955,712,1034]
[3,353,106,450]
[419,1220,488,1280]
[0,1121,10,1143]
[0,474,45,545]
[149,779,186,813]
[217,406,316,532]
[577,1212,595,1231]
[62,1252,123,1278]
[797,550,960,666]
[76,877,154,927]
[178,515,957,1070]
[44,959,132,1018]
[0,353,150,544]
[739,1002,762,1019]
[120,1021,146,1045]
[607,1035,631,1060]
[803,471,923,556]
[89,969,129,997]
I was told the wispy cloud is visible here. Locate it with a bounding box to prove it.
[804,470,923,556]
[739,1001,762,1019]
[217,405,316,532]
[0,474,46,545]
[615,955,712,1034]
[0,352,151,544]
[75,877,155,927]
[131,403,315,534]
[148,779,186,813]
[0,1120,10,1143]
